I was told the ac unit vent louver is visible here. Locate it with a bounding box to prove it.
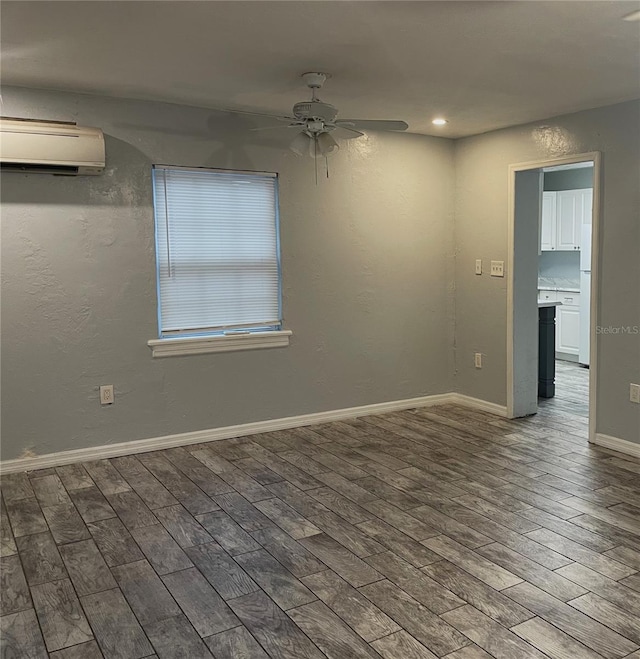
[0,118,105,175]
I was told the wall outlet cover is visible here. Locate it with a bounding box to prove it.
[100,385,114,405]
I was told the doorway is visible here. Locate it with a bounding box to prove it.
[507,153,600,442]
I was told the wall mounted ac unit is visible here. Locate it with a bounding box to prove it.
[0,118,105,175]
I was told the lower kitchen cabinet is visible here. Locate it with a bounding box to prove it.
[556,291,581,357]
[538,290,581,359]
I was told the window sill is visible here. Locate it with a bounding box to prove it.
[147,330,292,358]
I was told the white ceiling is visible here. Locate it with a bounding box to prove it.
[2,1,639,138]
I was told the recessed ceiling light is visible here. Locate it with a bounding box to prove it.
[623,9,640,21]
[432,118,448,126]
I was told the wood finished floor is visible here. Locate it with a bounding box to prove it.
[3,364,640,658]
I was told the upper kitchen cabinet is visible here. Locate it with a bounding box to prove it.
[541,191,557,251]
[540,189,593,251]
[556,190,582,250]
[579,188,593,225]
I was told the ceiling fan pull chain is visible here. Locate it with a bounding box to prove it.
[326,156,330,179]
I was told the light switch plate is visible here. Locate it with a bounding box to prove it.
[475,259,482,275]
[490,260,505,277]
[630,383,640,404]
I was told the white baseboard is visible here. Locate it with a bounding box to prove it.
[1,391,468,474]
[448,394,509,417]
[592,432,640,459]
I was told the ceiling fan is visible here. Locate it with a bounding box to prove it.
[254,72,409,159]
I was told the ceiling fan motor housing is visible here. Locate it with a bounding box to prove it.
[293,101,338,123]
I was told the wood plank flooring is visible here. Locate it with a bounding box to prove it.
[3,364,640,658]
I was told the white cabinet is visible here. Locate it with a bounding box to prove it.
[556,190,583,251]
[537,289,581,357]
[540,189,592,251]
[541,192,557,252]
[555,291,581,356]
[580,188,593,226]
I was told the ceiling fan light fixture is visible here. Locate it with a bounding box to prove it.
[290,131,311,156]
[316,132,339,157]
[432,118,448,126]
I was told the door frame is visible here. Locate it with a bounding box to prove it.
[507,151,601,443]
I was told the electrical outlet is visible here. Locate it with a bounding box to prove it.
[100,385,114,405]
[490,260,505,277]
[475,259,482,275]
[630,383,640,404]
[474,353,482,368]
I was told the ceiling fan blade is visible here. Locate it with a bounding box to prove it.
[249,123,303,132]
[210,106,294,122]
[336,119,409,132]
[331,125,364,140]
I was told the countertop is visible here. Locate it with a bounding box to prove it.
[538,286,581,293]
[538,301,563,308]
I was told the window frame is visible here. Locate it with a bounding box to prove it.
[147,164,290,357]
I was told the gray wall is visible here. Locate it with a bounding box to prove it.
[454,100,640,444]
[3,88,638,460]
[1,87,455,460]
[512,170,543,417]
[544,166,593,191]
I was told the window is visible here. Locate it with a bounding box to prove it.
[148,166,290,357]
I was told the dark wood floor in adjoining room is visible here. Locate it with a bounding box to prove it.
[3,391,640,658]
[538,360,590,426]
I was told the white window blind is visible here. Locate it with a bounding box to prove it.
[152,166,281,337]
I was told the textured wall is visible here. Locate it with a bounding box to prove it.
[3,88,637,460]
[1,87,455,460]
[454,100,640,444]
